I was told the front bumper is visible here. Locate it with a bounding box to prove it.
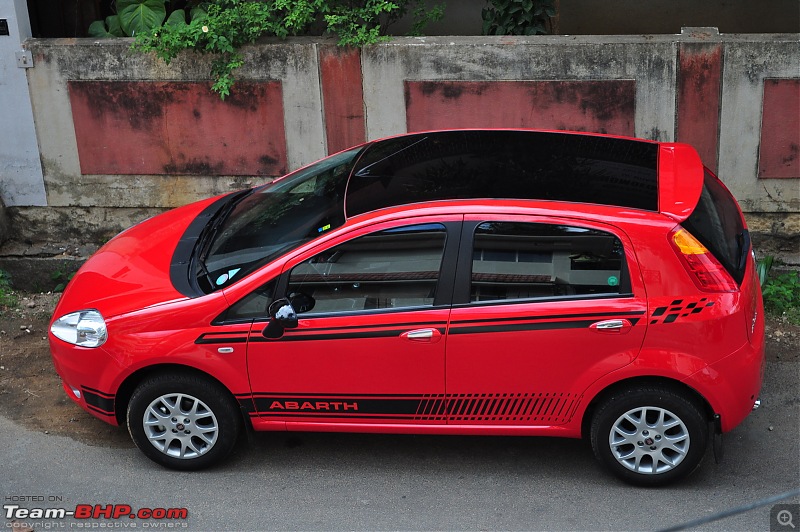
[50,337,121,426]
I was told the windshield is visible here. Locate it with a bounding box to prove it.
[199,147,363,292]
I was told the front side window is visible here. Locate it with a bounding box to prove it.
[221,280,276,323]
[287,224,447,315]
[470,222,628,303]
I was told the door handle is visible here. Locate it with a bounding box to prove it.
[589,319,632,334]
[400,328,443,343]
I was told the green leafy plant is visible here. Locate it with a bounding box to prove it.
[51,270,77,293]
[762,269,800,324]
[323,0,445,45]
[0,269,17,309]
[481,0,555,36]
[756,254,775,288]
[132,0,444,99]
[89,0,171,38]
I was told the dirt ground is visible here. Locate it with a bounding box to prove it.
[0,291,797,450]
[0,292,132,448]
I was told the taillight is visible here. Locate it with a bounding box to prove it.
[669,226,738,292]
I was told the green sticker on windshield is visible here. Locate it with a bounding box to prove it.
[608,276,619,287]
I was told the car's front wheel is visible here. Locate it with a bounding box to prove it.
[127,372,242,470]
[590,386,708,486]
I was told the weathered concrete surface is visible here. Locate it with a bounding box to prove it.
[677,35,723,172]
[319,45,366,154]
[0,34,796,289]
[0,240,89,291]
[718,37,800,213]
[0,206,163,289]
[747,213,800,266]
[404,80,636,134]
[69,81,289,176]
[758,79,800,179]
[0,197,9,246]
[362,35,676,143]
[23,38,325,211]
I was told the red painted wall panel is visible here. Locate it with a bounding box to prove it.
[758,79,800,179]
[69,81,288,176]
[405,80,636,136]
[319,46,366,154]
[677,43,722,172]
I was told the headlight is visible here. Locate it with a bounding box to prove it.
[51,310,107,348]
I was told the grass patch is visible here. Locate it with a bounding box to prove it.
[763,270,800,325]
[758,256,800,325]
[0,269,18,310]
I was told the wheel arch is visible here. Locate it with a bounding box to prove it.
[579,376,714,439]
[114,363,251,429]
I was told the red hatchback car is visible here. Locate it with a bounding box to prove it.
[50,130,764,485]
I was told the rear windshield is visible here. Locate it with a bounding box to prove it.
[345,130,658,216]
[682,170,747,285]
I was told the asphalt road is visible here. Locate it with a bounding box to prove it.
[3,357,798,531]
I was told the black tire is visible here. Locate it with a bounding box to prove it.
[590,386,708,486]
[127,372,242,470]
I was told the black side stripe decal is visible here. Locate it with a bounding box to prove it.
[449,318,640,335]
[250,328,446,343]
[197,313,642,344]
[196,332,249,344]
[82,387,115,415]
[283,320,448,333]
[245,392,581,423]
[451,310,645,325]
[81,385,114,399]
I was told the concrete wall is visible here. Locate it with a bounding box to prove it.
[7,31,800,257]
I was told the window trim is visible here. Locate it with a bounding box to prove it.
[453,218,635,307]
[268,219,463,320]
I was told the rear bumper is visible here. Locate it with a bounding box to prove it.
[685,338,765,432]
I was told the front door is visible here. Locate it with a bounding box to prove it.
[246,218,460,426]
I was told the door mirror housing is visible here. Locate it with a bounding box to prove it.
[262,298,298,339]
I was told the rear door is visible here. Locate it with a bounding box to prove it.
[445,215,648,426]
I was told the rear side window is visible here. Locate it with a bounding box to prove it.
[469,222,630,303]
[682,171,747,285]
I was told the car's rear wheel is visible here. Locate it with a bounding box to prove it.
[590,386,708,486]
[127,373,241,470]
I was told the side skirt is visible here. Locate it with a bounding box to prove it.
[249,418,581,438]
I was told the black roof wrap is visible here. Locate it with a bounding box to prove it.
[345,130,658,217]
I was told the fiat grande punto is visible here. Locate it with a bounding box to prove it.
[49,130,764,485]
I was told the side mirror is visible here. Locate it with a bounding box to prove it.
[262,298,298,339]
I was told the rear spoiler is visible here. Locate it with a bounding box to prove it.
[658,143,704,222]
